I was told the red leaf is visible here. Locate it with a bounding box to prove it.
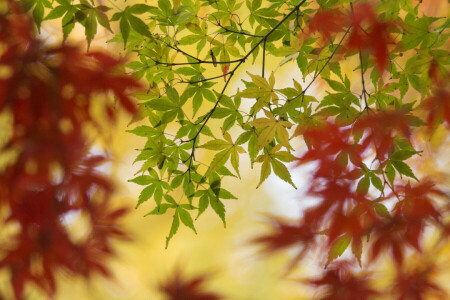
[222,65,229,81]
[253,215,316,251]
[368,179,446,267]
[354,111,412,162]
[428,59,441,85]
[0,3,134,298]
[347,3,395,71]
[306,260,379,300]
[394,179,444,224]
[309,9,347,39]
[305,3,395,71]
[159,268,223,300]
[393,260,447,300]
[424,84,450,130]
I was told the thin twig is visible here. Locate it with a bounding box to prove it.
[262,39,266,77]
[359,49,369,108]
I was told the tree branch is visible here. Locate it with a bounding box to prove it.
[183,0,309,181]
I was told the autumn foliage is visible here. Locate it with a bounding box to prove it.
[308,3,394,71]
[159,268,223,300]
[1,0,449,298]
[252,4,449,296]
[0,2,139,298]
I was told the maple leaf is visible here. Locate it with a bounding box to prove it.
[252,215,317,272]
[0,154,129,298]
[159,268,223,300]
[293,121,369,239]
[305,4,395,71]
[394,179,444,224]
[306,260,379,300]
[200,129,246,177]
[423,83,450,130]
[347,3,395,71]
[308,9,347,40]
[0,4,135,298]
[354,111,412,162]
[254,144,296,188]
[239,72,277,114]
[428,59,441,85]
[298,121,362,165]
[368,199,439,267]
[325,201,379,266]
[392,259,447,300]
[248,109,293,149]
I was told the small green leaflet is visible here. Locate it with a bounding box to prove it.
[255,144,296,189]
[111,4,153,48]
[200,129,246,178]
[130,168,171,208]
[326,234,351,267]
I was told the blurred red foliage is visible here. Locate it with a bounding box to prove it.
[307,3,395,71]
[307,260,379,300]
[0,1,139,298]
[253,111,448,298]
[159,268,223,300]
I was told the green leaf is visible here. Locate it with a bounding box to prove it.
[248,110,292,149]
[129,4,153,14]
[391,150,418,161]
[373,203,390,218]
[270,157,296,189]
[95,9,112,32]
[164,194,177,205]
[127,126,156,137]
[147,98,178,111]
[127,13,151,37]
[391,160,418,180]
[45,5,67,20]
[370,174,384,192]
[165,210,180,248]
[257,158,271,188]
[158,0,172,15]
[120,16,130,48]
[297,54,307,75]
[209,191,226,227]
[145,203,173,216]
[137,185,156,208]
[33,2,44,32]
[199,139,230,151]
[192,92,203,116]
[398,75,408,99]
[129,175,153,185]
[385,162,395,185]
[326,234,351,267]
[205,148,232,177]
[196,193,209,219]
[179,208,197,234]
[218,188,237,199]
[324,79,347,92]
[357,175,370,194]
[85,11,98,49]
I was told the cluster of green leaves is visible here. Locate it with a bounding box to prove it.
[27,0,449,247]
